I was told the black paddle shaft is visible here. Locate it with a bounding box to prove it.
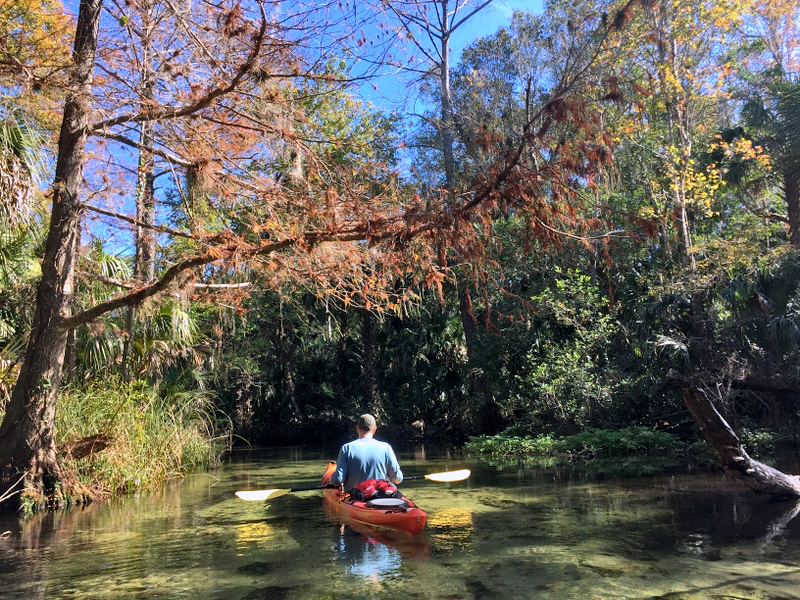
[289,484,337,492]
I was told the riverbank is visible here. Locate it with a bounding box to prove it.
[0,379,229,514]
[462,424,782,465]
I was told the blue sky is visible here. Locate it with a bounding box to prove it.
[360,0,543,110]
[451,0,542,56]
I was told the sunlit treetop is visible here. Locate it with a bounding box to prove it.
[737,0,800,81]
[0,0,73,125]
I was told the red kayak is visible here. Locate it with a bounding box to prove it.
[322,463,428,536]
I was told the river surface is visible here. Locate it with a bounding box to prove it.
[1,446,800,599]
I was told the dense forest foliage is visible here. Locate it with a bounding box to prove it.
[1,0,800,508]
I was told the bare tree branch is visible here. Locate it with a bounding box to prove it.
[60,227,373,330]
[88,2,268,134]
[191,281,252,289]
[84,203,196,239]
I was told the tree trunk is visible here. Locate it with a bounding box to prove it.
[458,281,493,432]
[439,6,455,192]
[437,11,486,428]
[120,305,137,382]
[784,166,800,247]
[121,9,157,381]
[0,0,102,508]
[335,308,350,401]
[272,310,302,422]
[683,386,800,498]
[63,238,81,387]
[360,308,378,412]
[689,288,713,368]
[278,343,301,422]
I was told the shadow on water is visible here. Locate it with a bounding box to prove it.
[2,447,800,599]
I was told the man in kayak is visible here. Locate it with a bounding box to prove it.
[330,414,403,493]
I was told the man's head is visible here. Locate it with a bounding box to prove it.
[356,413,377,435]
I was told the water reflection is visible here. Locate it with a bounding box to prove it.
[334,523,404,581]
[323,500,432,575]
[235,520,298,553]
[426,507,473,552]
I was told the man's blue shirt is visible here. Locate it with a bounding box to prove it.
[331,437,403,491]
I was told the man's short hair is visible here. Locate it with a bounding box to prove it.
[357,413,377,431]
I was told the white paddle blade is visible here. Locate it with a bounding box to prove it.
[425,469,471,482]
[235,488,289,501]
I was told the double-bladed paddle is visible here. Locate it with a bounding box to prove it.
[235,484,335,502]
[234,468,471,501]
[401,469,471,483]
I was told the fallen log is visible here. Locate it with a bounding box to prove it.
[683,386,800,498]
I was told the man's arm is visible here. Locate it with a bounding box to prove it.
[331,446,348,487]
[386,446,403,484]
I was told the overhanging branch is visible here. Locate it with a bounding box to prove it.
[59,227,371,330]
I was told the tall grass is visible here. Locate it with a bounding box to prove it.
[55,378,230,501]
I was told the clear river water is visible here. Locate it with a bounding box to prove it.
[1,445,800,599]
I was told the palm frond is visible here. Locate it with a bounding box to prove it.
[80,329,123,376]
[0,222,44,288]
[741,96,774,131]
[0,331,28,364]
[81,242,133,283]
[98,254,133,282]
[0,118,49,226]
[776,82,800,162]
[766,316,800,354]
[652,334,689,364]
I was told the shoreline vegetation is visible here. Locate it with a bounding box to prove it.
[0,379,230,515]
[463,425,778,464]
[0,382,782,514]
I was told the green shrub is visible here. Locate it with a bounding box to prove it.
[464,433,559,455]
[738,428,776,458]
[464,426,684,457]
[560,427,681,456]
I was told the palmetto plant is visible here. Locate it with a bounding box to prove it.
[0,118,48,227]
[70,240,211,386]
[736,81,800,244]
[0,117,49,402]
[742,82,800,163]
[134,300,207,383]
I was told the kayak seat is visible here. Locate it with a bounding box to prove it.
[365,497,410,511]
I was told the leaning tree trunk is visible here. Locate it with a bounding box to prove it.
[684,386,800,498]
[0,0,102,509]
